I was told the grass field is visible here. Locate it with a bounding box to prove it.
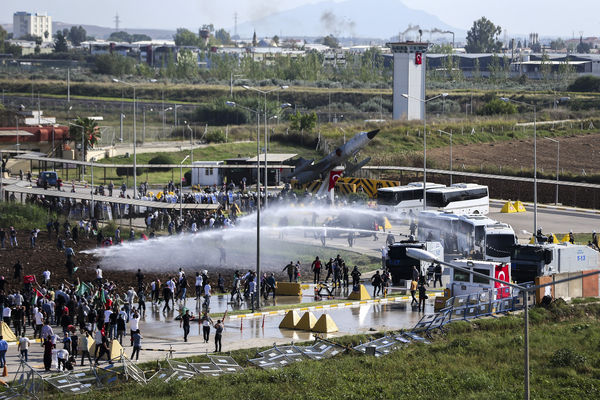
[66,299,600,400]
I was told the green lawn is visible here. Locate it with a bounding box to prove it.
[67,300,600,400]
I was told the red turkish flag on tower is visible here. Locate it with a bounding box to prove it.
[328,170,343,191]
[415,52,422,65]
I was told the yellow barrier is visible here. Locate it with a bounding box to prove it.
[275,282,303,296]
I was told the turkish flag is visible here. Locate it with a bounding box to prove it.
[328,170,343,191]
[415,52,422,65]
[494,263,510,298]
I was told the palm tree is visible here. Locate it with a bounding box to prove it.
[70,117,100,163]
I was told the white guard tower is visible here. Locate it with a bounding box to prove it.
[387,42,429,120]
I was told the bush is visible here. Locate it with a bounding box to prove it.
[148,154,175,172]
[0,203,57,230]
[115,166,146,177]
[206,130,226,143]
[478,98,517,116]
[550,348,587,368]
[567,75,600,92]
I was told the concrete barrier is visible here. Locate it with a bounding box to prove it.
[275,282,302,296]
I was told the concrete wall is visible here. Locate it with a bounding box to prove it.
[545,271,599,300]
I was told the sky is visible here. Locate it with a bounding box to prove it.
[2,0,599,38]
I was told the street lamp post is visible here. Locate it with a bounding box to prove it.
[90,157,95,218]
[184,121,194,164]
[401,93,448,209]
[174,104,182,130]
[163,106,173,139]
[180,155,190,221]
[0,150,4,202]
[113,79,137,199]
[226,101,262,310]
[243,85,289,207]
[438,130,453,185]
[143,106,153,145]
[545,137,560,205]
[501,97,537,240]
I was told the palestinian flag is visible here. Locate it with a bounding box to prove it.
[76,282,90,296]
[31,288,43,305]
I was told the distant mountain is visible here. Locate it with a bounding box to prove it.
[235,0,463,41]
[0,21,175,41]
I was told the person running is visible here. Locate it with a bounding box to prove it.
[311,256,322,284]
[180,309,191,342]
[264,273,276,299]
[214,319,224,353]
[282,261,295,282]
[199,312,213,343]
[195,272,203,301]
[371,271,382,297]
[94,334,110,365]
[418,279,428,313]
[410,279,418,306]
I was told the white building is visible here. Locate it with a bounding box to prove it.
[13,12,52,42]
[387,42,428,120]
[191,161,223,187]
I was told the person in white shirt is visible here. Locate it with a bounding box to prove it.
[18,335,30,361]
[34,309,44,338]
[203,282,211,309]
[195,273,203,300]
[2,306,11,325]
[95,267,103,287]
[57,348,69,371]
[42,269,51,286]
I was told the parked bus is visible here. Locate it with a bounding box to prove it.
[425,183,489,215]
[377,182,445,217]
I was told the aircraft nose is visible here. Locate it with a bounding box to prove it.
[367,129,379,140]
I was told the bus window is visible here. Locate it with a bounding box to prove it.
[454,269,470,282]
[473,268,490,284]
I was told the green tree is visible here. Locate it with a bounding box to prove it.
[488,54,501,81]
[321,34,340,48]
[472,58,481,81]
[540,52,551,81]
[429,43,453,54]
[108,31,133,43]
[176,49,198,79]
[174,28,199,46]
[68,26,87,46]
[558,59,575,82]
[132,34,152,42]
[54,30,69,53]
[577,41,591,54]
[214,29,231,45]
[70,117,100,163]
[94,54,135,75]
[550,38,565,50]
[289,111,317,132]
[465,17,502,53]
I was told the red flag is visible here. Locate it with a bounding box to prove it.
[328,170,343,191]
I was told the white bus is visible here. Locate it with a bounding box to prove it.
[417,211,516,262]
[425,183,489,215]
[377,182,446,216]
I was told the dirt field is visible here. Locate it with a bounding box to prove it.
[427,133,600,175]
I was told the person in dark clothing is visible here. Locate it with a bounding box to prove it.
[135,269,144,292]
[282,262,295,282]
[434,264,443,288]
[94,335,110,365]
[324,258,333,282]
[418,282,427,312]
[371,271,382,297]
[180,309,191,342]
[131,330,142,361]
[72,226,79,243]
[214,319,224,353]
[351,266,361,288]
[342,263,349,288]
[43,338,54,371]
[13,261,22,280]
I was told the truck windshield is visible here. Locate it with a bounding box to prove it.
[486,234,516,258]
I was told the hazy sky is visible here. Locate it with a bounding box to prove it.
[2,0,599,38]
